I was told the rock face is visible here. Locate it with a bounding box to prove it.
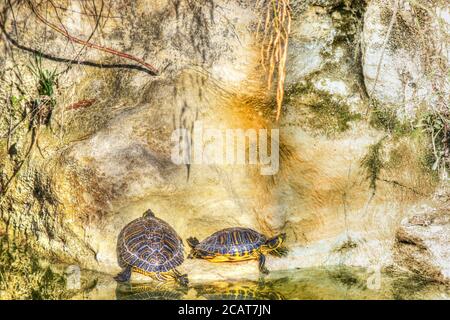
[362,0,449,116]
[394,203,450,283]
[286,5,336,84]
[0,0,448,287]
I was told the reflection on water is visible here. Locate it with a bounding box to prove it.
[107,267,450,300]
[116,282,188,300]
[2,262,448,299]
[115,280,285,300]
[191,280,286,300]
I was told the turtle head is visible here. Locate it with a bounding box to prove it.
[263,233,286,251]
[143,209,155,218]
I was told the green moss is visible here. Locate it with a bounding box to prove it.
[386,142,407,170]
[323,0,367,82]
[383,112,447,178]
[381,0,445,54]
[385,136,439,185]
[369,104,411,137]
[285,81,311,99]
[331,0,366,46]
[286,81,361,136]
[360,137,386,192]
[368,98,448,177]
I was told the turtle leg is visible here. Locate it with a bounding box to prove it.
[258,253,269,275]
[269,247,289,257]
[188,249,208,259]
[173,269,189,286]
[114,265,132,282]
[154,272,169,282]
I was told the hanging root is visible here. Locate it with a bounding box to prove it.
[256,0,292,122]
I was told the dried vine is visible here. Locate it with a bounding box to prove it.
[257,0,292,122]
[27,0,159,75]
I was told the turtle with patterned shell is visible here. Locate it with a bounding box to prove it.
[115,209,188,285]
[187,227,288,274]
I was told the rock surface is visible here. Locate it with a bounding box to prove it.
[362,0,449,116]
[394,202,450,283]
[286,5,336,84]
[0,0,448,288]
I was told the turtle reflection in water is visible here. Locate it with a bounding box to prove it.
[194,280,285,300]
[116,282,188,300]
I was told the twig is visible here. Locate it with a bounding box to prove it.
[48,0,104,74]
[379,178,426,196]
[27,0,159,75]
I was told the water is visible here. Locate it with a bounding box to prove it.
[1,244,448,300]
[73,267,449,300]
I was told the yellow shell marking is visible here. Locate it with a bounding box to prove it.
[132,267,176,282]
[206,249,259,263]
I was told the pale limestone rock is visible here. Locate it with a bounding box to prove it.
[395,206,450,283]
[313,78,350,97]
[362,0,449,116]
[286,6,336,84]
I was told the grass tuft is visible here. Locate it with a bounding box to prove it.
[28,54,58,100]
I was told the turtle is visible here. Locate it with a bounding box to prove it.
[115,209,188,285]
[186,227,287,274]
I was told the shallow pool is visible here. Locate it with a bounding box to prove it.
[75,267,449,300]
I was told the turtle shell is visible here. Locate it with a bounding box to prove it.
[197,227,266,256]
[117,215,184,273]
